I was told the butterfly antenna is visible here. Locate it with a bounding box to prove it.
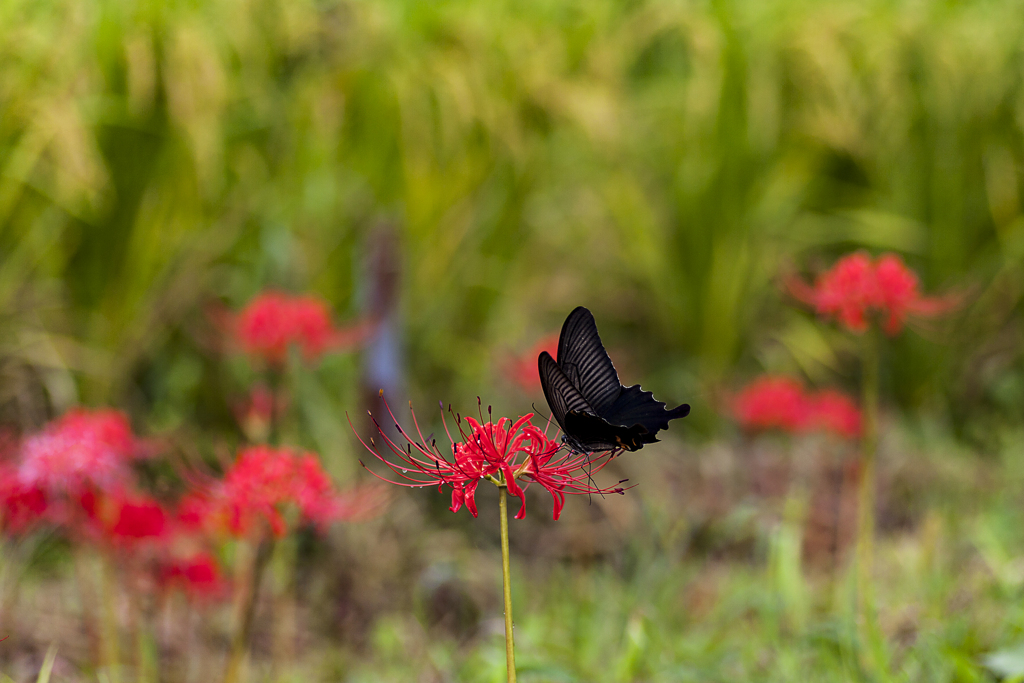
[530,403,560,438]
[585,451,596,505]
[584,450,611,505]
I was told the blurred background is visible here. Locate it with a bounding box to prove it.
[4,0,1024,680]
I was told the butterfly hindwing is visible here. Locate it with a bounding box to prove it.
[538,351,594,433]
[564,410,649,452]
[556,307,622,416]
[603,384,691,437]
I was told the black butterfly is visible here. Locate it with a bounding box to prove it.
[538,306,690,453]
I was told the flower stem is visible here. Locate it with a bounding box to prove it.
[499,486,517,683]
[856,329,880,665]
[271,534,299,677]
[224,538,274,683]
[98,554,121,683]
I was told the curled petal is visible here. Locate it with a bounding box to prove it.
[449,483,465,515]
[463,480,481,518]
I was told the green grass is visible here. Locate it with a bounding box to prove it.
[332,430,1024,682]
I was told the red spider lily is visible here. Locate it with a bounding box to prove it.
[188,445,379,539]
[108,494,168,541]
[175,490,216,532]
[733,376,861,440]
[516,440,626,520]
[159,551,228,601]
[505,333,559,392]
[17,408,144,495]
[787,251,956,335]
[235,291,371,365]
[873,254,955,333]
[809,389,862,439]
[68,488,170,549]
[0,463,49,534]
[352,398,629,520]
[732,376,811,433]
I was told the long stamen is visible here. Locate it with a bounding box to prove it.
[358,460,436,488]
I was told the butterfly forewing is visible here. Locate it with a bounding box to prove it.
[538,351,594,432]
[556,307,622,415]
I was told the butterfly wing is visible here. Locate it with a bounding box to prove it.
[556,307,622,415]
[542,306,691,453]
[603,384,690,441]
[538,351,595,434]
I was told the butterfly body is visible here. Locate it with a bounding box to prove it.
[538,306,690,453]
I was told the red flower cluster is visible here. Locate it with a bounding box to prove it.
[73,487,173,551]
[732,375,862,439]
[811,389,862,440]
[732,376,809,433]
[235,291,369,364]
[353,399,628,520]
[505,333,559,392]
[18,408,144,494]
[184,445,379,539]
[787,252,955,335]
[159,552,227,601]
[108,494,168,541]
[0,408,241,608]
[0,409,158,536]
[0,466,47,535]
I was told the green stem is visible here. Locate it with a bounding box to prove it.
[98,554,121,683]
[856,330,880,662]
[271,533,299,676]
[223,538,274,683]
[499,487,517,683]
[268,367,282,446]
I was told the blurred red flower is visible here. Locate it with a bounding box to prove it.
[65,488,170,549]
[809,389,862,439]
[235,291,370,365]
[175,490,216,532]
[354,399,627,520]
[733,376,861,439]
[193,445,378,539]
[787,251,956,335]
[873,253,955,334]
[505,333,559,392]
[0,464,49,534]
[108,494,168,541]
[159,551,228,601]
[17,408,143,495]
[732,376,811,433]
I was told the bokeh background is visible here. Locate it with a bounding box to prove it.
[5,0,1024,680]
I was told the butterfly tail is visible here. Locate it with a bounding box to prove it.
[665,403,691,420]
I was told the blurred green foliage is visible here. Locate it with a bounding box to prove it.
[3,0,1024,446]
